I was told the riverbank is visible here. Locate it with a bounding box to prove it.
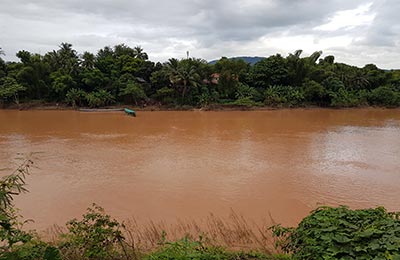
[2,101,398,112]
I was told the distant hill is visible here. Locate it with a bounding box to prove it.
[209,56,265,65]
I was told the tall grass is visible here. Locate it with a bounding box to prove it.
[44,210,279,255]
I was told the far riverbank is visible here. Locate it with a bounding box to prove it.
[2,101,399,112]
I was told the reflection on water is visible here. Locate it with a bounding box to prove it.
[0,109,399,230]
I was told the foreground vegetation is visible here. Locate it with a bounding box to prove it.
[1,44,400,109]
[1,161,400,259]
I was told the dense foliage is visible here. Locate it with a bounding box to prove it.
[0,44,399,108]
[272,206,400,260]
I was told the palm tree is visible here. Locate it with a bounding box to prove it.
[133,46,148,60]
[309,51,323,64]
[166,59,200,100]
[57,43,79,75]
[81,51,95,69]
[165,58,179,73]
[0,47,4,56]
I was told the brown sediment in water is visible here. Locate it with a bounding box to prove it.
[0,109,399,231]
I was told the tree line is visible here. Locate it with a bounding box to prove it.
[0,44,399,108]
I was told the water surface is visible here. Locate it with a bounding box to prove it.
[0,109,399,229]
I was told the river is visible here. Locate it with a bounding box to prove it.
[0,109,399,230]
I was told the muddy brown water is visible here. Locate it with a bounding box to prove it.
[0,109,399,230]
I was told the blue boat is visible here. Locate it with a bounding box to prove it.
[124,108,136,117]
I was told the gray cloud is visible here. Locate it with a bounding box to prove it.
[0,0,399,68]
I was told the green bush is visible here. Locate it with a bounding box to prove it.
[0,160,32,252]
[329,88,368,107]
[65,88,86,107]
[322,77,345,92]
[85,89,115,108]
[1,240,61,260]
[227,97,263,107]
[154,87,176,105]
[60,204,126,260]
[302,80,327,105]
[119,81,147,105]
[0,77,26,104]
[264,86,305,107]
[368,85,400,107]
[272,206,400,260]
[235,83,259,99]
[146,237,275,260]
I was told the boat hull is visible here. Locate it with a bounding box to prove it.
[79,108,123,112]
[124,108,136,117]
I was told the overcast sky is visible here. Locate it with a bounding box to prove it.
[0,0,399,69]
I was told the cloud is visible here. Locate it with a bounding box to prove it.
[0,0,399,69]
[314,3,375,31]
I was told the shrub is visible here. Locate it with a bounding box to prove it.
[272,206,400,260]
[264,86,305,107]
[235,83,259,100]
[227,97,263,108]
[322,77,345,92]
[60,204,127,260]
[154,87,176,105]
[302,80,327,105]
[146,237,275,260]
[85,90,115,108]
[329,88,368,107]
[0,160,33,252]
[65,88,86,107]
[368,85,400,107]
[119,81,147,105]
[1,240,61,260]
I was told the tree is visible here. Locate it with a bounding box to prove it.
[308,51,323,64]
[322,76,345,92]
[249,54,289,89]
[16,52,51,100]
[50,71,76,100]
[57,43,79,75]
[166,58,201,101]
[119,81,147,105]
[80,68,106,92]
[43,43,80,77]
[150,67,170,91]
[0,77,26,104]
[133,46,148,60]
[302,79,327,105]
[362,64,387,89]
[0,48,5,79]
[113,44,135,58]
[81,51,96,69]
[214,57,250,98]
[286,50,306,86]
[16,50,32,64]
[0,160,33,252]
